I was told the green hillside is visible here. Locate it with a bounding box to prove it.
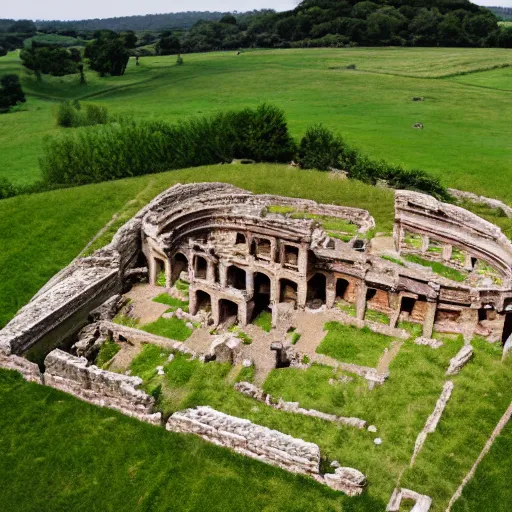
[1,47,512,201]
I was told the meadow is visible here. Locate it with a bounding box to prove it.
[1,46,512,511]
[1,47,512,200]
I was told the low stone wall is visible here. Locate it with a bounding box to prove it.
[44,349,161,425]
[166,405,321,475]
[449,188,512,219]
[0,353,42,383]
[98,321,197,357]
[235,381,367,429]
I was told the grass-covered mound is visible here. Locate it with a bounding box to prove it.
[0,164,395,329]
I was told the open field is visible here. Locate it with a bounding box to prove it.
[1,47,512,201]
[1,46,512,511]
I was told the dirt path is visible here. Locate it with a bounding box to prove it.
[124,284,169,324]
[377,341,403,374]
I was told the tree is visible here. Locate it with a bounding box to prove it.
[21,46,81,79]
[220,14,237,25]
[7,20,36,34]
[121,31,137,49]
[85,33,130,76]
[156,34,181,55]
[0,74,26,113]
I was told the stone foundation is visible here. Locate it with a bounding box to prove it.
[44,349,161,425]
[166,405,321,475]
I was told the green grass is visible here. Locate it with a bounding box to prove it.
[0,368,349,512]
[364,309,390,325]
[153,293,189,312]
[95,341,121,368]
[252,310,273,332]
[404,254,466,282]
[2,47,512,205]
[317,322,392,367]
[141,317,193,342]
[236,365,255,383]
[381,255,405,266]
[113,313,140,329]
[291,332,301,345]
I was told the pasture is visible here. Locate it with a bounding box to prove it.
[1,47,512,200]
[1,47,512,511]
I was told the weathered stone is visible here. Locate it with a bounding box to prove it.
[43,349,161,425]
[210,335,242,364]
[324,467,367,496]
[387,488,432,512]
[446,346,473,376]
[166,406,321,475]
[414,337,444,349]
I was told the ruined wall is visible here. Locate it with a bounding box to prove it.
[394,190,512,282]
[166,406,321,475]
[44,349,161,424]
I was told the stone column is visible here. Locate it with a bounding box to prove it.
[246,270,254,299]
[464,252,473,271]
[356,281,367,321]
[278,242,285,267]
[298,243,309,275]
[393,222,403,253]
[148,256,158,286]
[164,258,172,288]
[219,262,228,289]
[326,274,336,309]
[271,277,279,304]
[421,235,429,254]
[422,301,437,338]
[297,280,307,309]
[206,261,215,284]
[189,288,198,315]
[389,293,402,328]
[442,244,452,261]
[211,298,220,327]
[270,238,277,263]
[238,301,247,327]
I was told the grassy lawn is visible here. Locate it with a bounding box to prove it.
[317,322,393,367]
[403,254,466,282]
[1,47,512,203]
[142,317,193,341]
[0,369,352,512]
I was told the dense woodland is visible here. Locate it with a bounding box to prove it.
[1,0,512,60]
[488,6,512,20]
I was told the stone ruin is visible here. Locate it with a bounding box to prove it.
[2,182,512,500]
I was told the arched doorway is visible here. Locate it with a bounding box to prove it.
[307,273,326,306]
[280,279,298,308]
[219,299,238,326]
[171,253,188,283]
[252,272,271,319]
[336,278,349,301]
[194,255,208,280]
[227,265,246,290]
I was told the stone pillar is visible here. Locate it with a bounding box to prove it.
[326,274,336,309]
[393,222,403,253]
[389,292,401,328]
[278,242,285,267]
[271,277,279,304]
[212,299,220,327]
[464,252,473,271]
[421,235,429,254]
[219,262,228,289]
[298,243,309,275]
[246,270,254,299]
[442,244,452,261]
[206,261,215,284]
[356,282,367,321]
[189,289,198,315]
[297,280,307,309]
[238,301,247,327]
[164,258,172,288]
[148,256,158,286]
[270,238,277,263]
[422,301,437,338]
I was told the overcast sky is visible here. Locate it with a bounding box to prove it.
[3,0,511,21]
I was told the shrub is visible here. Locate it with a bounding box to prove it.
[176,54,184,65]
[55,101,109,128]
[41,104,297,186]
[297,124,348,170]
[299,123,449,200]
[0,177,17,199]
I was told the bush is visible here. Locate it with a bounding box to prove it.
[41,104,297,186]
[0,177,17,199]
[299,123,449,200]
[297,124,348,170]
[56,101,109,128]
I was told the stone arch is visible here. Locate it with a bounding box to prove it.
[236,233,246,245]
[252,272,272,319]
[194,255,208,280]
[307,273,326,306]
[171,252,188,284]
[196,290,212,312]
[227,265,246,290]
[280,279,298,307]
[336,278,349,301]
[219,299,238,326]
